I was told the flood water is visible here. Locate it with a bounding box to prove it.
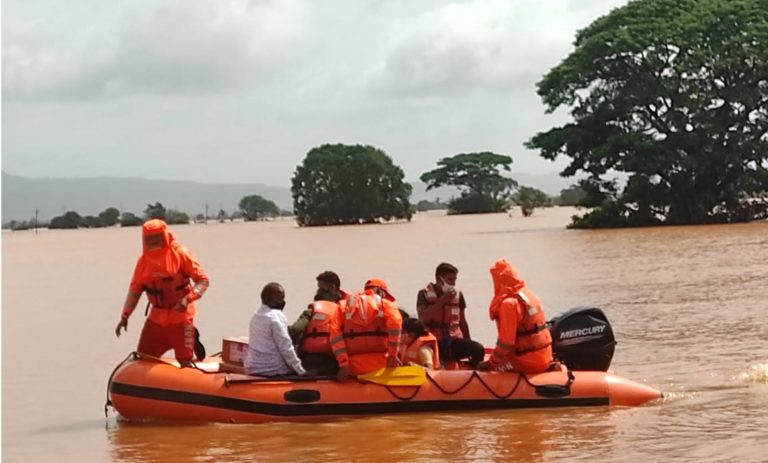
[3,207,767,462]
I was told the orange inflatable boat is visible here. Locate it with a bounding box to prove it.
[106,353,661,424]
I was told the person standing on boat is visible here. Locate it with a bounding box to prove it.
[341,278,403,375]
[292,271,350,380]
[245,283,308,377]
[115,219,210,366]
[417,263,484,369]
[478,259,553,374]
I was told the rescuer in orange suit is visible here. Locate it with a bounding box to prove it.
[115,219,210,366]
[341,278,402,375]
[478,259,553,374]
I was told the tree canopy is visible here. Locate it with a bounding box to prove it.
[291,143,413,226]
[527,0,768,228]
[420,152,517,214]
[239,194,280,221]
[512,186,552,216]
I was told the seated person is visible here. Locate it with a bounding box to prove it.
[289,271,346,342]
[245,283,307,377]
[417,263,485,369]
[342,278,402,375]
[478,259,553,374]
[296,280,350,380]
[399,317,439,370]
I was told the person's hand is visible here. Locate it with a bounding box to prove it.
[386,355,402,369]
[115,317,128,337]
[175,296,189,312]
[476,361,491,371]
[336,365,349,381]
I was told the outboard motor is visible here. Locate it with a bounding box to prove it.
[548,306,616,371]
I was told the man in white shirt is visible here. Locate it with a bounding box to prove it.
[245,283,307,376]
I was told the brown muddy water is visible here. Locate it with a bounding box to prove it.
[3,207,767,462]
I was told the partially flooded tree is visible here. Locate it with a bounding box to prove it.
[512,186,552,216]
[239,195,280,221]
[420,152,517,214]
[527,0,768,228]
[292,144,413,226]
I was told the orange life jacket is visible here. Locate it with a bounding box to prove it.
[512,289,552,356]
[422,283,462,341]
[143,273,191,309]
[301,301,342,355]
[399,333,439,369]
[342,293,387,355]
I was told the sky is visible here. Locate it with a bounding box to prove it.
[2,0,628,186]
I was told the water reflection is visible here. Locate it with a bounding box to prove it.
[106,406,624,463]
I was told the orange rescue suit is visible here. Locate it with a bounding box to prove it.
[122,220,209,326]
[488,259,553,374]
[342,290,402,375]
[398,333,440,369]
[300,300,349,367]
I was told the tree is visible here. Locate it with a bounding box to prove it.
[49,211,82,229]
[557,185,587,206]
[165,209,190,225]
[217,209,228,223]
[511,186,552,216]
[98,207,121,226]
[144,202,166,220]
[420,152,517,214]
[120,212,143,227]
[527,0,768,228]
[291,144,413,226]
[238,195,280,221]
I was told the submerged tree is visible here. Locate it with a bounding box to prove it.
[420,152,517,214]
[291,144,412,226]
[512,186,552,216]
[144,202,167,220]
[527,0,768,228]
[239,194,280,221]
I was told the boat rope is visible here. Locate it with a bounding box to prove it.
[383,384,422,400]
[104,351,139,417]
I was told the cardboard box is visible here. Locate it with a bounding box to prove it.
[222,336,249,366]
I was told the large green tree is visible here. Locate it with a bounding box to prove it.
[239,194,280,221]
[420,152,517,214]
[527,0,768,228]
[292,144,412,226]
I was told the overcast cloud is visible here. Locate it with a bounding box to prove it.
[2,0,628,185]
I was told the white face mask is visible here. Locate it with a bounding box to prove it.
[440,277,455,293]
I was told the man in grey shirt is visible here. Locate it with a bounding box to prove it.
[245,283,307,377]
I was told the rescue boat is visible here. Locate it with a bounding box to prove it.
[106,353,661,424]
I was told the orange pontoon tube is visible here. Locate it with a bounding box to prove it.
[107,354,661,424]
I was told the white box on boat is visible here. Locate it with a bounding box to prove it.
[222,336,248,366]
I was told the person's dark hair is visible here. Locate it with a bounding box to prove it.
[435,262,458,279]
[261,282,283,304]
[403,318,428,337]
[399,309,410,320]
[316,271,341,289]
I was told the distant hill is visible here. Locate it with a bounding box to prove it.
[1,171,577,223]
[1,172,293,222]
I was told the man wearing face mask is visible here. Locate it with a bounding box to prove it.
[291,271,350,380]
[245,283,308,377]
[417,263,485,369]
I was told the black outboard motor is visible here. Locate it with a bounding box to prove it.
[548,306,616,371]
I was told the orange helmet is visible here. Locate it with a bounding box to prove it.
[364,277,395,302]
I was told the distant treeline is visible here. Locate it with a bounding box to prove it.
[4,195,290,231]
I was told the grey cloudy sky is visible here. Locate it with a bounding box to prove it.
[3,0,627,186]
